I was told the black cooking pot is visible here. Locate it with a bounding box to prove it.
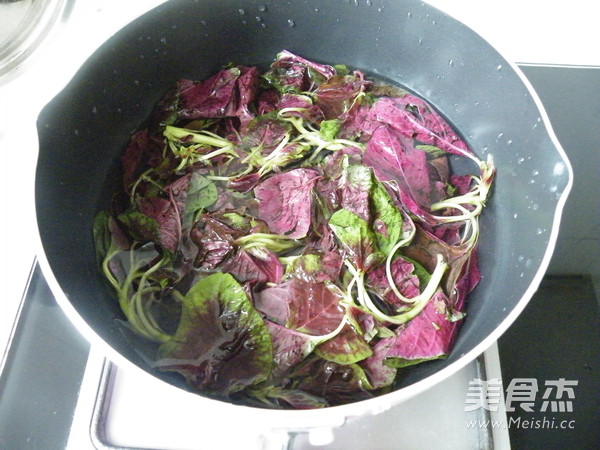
[35,0,571,430]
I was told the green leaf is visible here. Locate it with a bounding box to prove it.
[333,64,350,76]
[93,210,113,268]
[328,209,383,271]
[371,181,403,256]
[319,119,341,141]
[315,324,373,365]
[117,210,159,243]
[415,144,446,159]
[156,273,273,395]
[283,253,322,279]
[182,173,218,226]
[384,355,444,369]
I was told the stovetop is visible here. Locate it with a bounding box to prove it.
[0,264,508,450]
[1,2,599,449]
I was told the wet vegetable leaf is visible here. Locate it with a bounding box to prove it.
[155,273,273,395]
[254,168,320,238]
[328,208,383,272]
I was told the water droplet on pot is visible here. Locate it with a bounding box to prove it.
[238,8,245,15]
[258,4,267,12]
[532,169,539,176]
[314,7,320,12]
[513,213,518,219]
[366,0,372,6]
[553,162,566,176]
[496,64,503,71]
[531,203,539,211]
[287,19,296,27]
[448,59,454,67]
[536,228,545,235]
[92,106,97,114]
[407,11,412,18]
[160,37,167,45]
[256,15,262,22]
[517,157,525,164]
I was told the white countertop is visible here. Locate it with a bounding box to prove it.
[1,0,598,370]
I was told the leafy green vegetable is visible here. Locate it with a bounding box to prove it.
[94,50,495,409]
[329,208,383,272]
[371,179,403,255]
[182,173,218,226]
[319,119,342,140]
[155,273,273,395]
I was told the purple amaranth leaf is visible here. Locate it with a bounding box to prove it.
[235,66,260,125]
[277,93,324,124]
[282,279,345,335]
[337,164,374,222]
[368,95,473,158]
[337,102,376,140]
[315,323,373,365]
[286,249,344,284]
[313,72,371,120]
[367,257,421,310]
[274,50,337,80]
[121,129,147,192]
[383,290,460,366]
[452,247,480,311]
[177,66,259,122]
[220,247,283,285]
[292,358,374,406]
[402,225,475,303]
[265,321,316,377]
[255,278,345,335]
[227,172,261,193]
[266,50,336,93]
[154,273,273,395]
[254,168,320,238]
[253,283,290,325]
[314,148,363,216]
[121,129,174,193]
[190,216,239,269]
[363,124,445,209]
[328,208,383,272]
[360,338,397,389]
[244,113,292,152]
[136,196,181,253]
[256,89,280,115]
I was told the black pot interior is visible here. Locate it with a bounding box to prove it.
[36,0,570,403]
